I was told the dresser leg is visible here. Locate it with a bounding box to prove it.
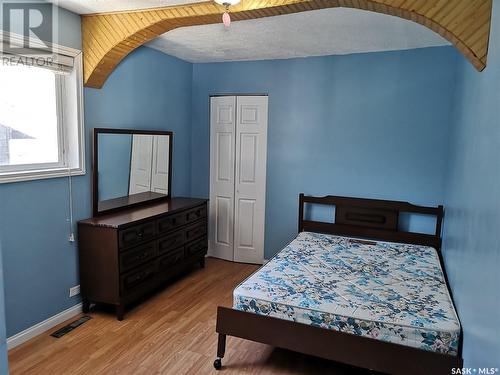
[116,304,125,321]
[200,257,206,268]
[82,298,90,313]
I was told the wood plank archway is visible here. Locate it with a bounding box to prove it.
[82,0,493,88]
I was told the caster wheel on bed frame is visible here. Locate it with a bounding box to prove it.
[213,358,222,370]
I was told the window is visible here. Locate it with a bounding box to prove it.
[0,32,84,183]
[0,65,61,168]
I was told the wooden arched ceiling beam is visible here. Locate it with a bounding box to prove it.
[82,0,493,88]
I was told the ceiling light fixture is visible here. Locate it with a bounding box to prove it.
[214,0,240,27]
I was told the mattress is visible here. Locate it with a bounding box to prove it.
[233,232,461,355]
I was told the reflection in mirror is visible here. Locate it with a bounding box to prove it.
[97,132,171,213]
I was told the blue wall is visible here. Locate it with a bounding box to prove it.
[0,34,193,338]
[97,134,132,201]
[442,0,500,367]
[191,47,458,259]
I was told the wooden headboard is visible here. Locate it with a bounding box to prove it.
[298,194,444,251]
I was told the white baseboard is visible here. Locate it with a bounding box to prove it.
[7,303,82,350]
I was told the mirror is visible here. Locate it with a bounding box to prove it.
[93,128,172,216]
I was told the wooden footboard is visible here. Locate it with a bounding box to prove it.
[215,307,463,375]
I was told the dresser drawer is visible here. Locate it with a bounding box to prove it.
[185,236,208,257]
[119,222,156,248]
[158,229,185,255]
[157,212,186,234]
[121,262,157,293]
[185,221,207,242]
[158,247,184,270]
[185,205,207,224]
[120,241,157,272]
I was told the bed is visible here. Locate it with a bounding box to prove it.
[214,194,463,374]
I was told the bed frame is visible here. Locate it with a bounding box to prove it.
[214,194,463,374]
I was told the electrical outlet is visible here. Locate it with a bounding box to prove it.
[69,285,80,297]
[68,233,75,242]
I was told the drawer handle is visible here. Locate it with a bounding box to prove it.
[162,235,182,246]
[161,218,175,229]
[135,271,151,281]
[136,230,144,239]
[187,210,202,220]
[190,244,203,253]
[187,228,204,238]
[135,252,148,261]
[162,216,182,228]
[162,239,175,248]
[163,256,180,266]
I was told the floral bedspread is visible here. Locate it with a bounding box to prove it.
[233,232,460,355]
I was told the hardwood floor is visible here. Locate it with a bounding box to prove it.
[8,258,369,375]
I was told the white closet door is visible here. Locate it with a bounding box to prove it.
[209,96,236,261]
[129,134,153,194]
[233,96,268,264]
[150,135,169,195]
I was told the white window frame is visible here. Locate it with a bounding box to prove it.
[0,31,85,184]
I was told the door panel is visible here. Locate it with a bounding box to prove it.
[237,198,256,248]
[217,133,233,182]
[234,96,268,264]
[216,196,232,245]
[239,134,257,183]
[209,96,236,261]
[240,105,259,124]
[151,135,169,194]
[129,134,153,194]
[217,104,234,124]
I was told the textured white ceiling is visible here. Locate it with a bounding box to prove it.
[49,0,205,14]
[51,1,449,63]
[146,8,449,63]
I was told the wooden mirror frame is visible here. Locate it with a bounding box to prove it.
[92,128,173,216]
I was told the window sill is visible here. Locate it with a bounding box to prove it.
[0,166,86,184]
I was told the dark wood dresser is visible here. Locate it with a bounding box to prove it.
[78,197,208,320]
